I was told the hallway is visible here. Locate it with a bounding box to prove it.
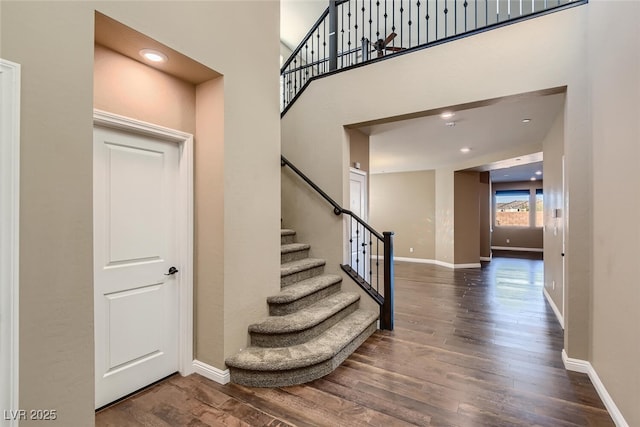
[96,258,613,426]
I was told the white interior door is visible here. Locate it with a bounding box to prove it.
[348,169,368,278]
[94,125,180,408]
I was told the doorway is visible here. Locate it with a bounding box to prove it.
[93,111,194,409]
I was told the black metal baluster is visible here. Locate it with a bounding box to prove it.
[392,0,396,48]
[348,1,353,65]
[316,25,327,75]
[384,0,388,49]
[408,0,412,47]
[304,42,309,81]
[475,0,477,29]
[349,217,354,270]
[454,0,457,34]
[369,235,373,287]
[376,0,380,44]
[464,0,468,31]
[369,0,373,55]
[362,0,366,61]
[485,0,488,27]
[400,2,404,51]
[355,223,360,274]
[417,0,421,45]
[444,0,448,37]
[322,19,326,74]
[376,238,380,295]
[341,2,345,68]
[435,0,438,40]
[293,58,297,101]
[426,0,430,43]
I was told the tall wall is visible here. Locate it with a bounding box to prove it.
[589,1,640,425]
[454,172,481,265]
[370,171,436,259]
[479,172,491,259]
[282,3,591,360]
[1,2,280,426]
[542,110,565,323]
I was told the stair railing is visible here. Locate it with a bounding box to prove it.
[281,155,394,330]
[281,0,586,114]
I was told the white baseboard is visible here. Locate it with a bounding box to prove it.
[192,360,230,385]
[543,287,564,329]
[393,256,481,269]
[491,246,543,252]
[562,350,629,427]
[480,256,492,262]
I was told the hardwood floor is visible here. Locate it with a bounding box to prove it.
[96,258,613,426]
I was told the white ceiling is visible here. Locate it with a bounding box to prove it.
[362,93,565,180]
[281,0,328,51]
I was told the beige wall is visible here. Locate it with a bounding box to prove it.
[282,4,591,361]
[589,1,640,425]
[492,181,544,249]
[2,2,280,426]
[348,128,369,174]
[454,172,480,264]
[94,44,196,133]
[479,172,491,259]
[194,78,225,367]
[542,110,565,321]
[370,171,435,259]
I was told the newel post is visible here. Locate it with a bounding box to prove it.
[329,0,338,71]
[381,231,394,330]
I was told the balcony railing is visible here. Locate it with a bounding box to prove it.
[281,0,585,114]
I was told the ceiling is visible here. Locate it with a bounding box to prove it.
[361,92,565,181]
[281,0,328,51]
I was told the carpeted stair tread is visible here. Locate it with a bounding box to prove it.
[249,292,359,334]
[226,309,378,372]
[281,243,311,254]
[281,258,326,277]
[267,274,342,305]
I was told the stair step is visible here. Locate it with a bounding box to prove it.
[281,243,311,263]
[281,229,296,245]
[267,274,342,316]
[250,292,360,347]
[226,309,378,387]
[281,258,326,287]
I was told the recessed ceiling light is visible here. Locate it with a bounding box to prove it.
[441,111,455,119]
[140,49,168,63]
[530,177,537,181]
[460,147,471,153]
[522,118,532,123]
[535,170,542,175]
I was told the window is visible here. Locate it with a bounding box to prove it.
[495,190,530,227]
[535,189,544,228]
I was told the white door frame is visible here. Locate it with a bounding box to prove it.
[93,110,194,376]
[1,58,21,427]
[346,168,368,266]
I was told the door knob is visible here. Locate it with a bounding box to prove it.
[165,266,179,276]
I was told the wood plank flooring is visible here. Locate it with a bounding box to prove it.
[96,258,614,426]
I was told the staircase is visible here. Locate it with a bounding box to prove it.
[225,229,378,387]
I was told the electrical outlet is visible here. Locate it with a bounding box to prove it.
[409,247,414,253]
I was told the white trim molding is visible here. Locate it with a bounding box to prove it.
[480,256,492,262]
[491,246,544,253]
[393,256,481,269]
[543,287,564,329]
[93,110,195,377]
[562,350,629,427]
[1,58,21,427]
[192,360,230,385]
